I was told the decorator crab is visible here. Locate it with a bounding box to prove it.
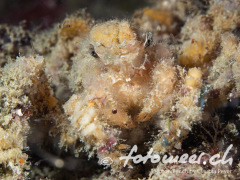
[64,20,177,145]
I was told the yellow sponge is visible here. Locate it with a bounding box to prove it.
[143,8,172,28]
[60,17,90,40]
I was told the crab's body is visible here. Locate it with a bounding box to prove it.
[64,20,177,147]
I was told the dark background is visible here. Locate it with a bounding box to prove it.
[0,0,150,29]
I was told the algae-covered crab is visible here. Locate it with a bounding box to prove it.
[64,20,177,145]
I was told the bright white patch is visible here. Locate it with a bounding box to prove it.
[16,109,23,116]
[80,107,96,128]
[82,123,97,136]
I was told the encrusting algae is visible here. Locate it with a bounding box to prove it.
[0,0,240,179]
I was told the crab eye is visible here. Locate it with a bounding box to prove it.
[89,44,99,58]
[144,32,153,48]
[112,109,117,114]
